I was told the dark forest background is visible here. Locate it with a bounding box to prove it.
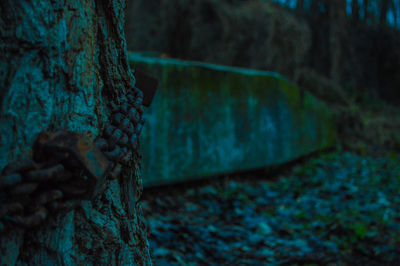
[125,0,400,154]
[122,1,400,264]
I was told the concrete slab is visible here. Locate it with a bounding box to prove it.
[129,53,337,187]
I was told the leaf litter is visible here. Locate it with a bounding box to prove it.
[142,152,400,265]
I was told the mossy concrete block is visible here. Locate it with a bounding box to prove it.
[129,53,337,187]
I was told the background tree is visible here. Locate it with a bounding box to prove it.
[392,0,398,27]
[352,0,360,23]
[329,0,347,82]
[296,0,305,11]
[379,0,391,25]
[0,0,152,265]
[363,0,370,21]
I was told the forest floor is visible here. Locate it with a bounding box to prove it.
[142,152,400,265]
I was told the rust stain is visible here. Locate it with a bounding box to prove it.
[34,131,111,198]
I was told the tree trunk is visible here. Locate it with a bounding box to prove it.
[363,0,369,21]
[379,0,391,25]
[329,0,347,82]
[0,0,152,265]
[393,0,398,27]
[296,0,305,11]
[352,0,360,23]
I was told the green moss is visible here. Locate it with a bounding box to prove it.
[128,53,337,187]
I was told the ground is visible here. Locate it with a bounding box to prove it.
[142,152,400,265]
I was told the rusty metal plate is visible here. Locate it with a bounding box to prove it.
[134,69,159,107]
[35,131,111,198]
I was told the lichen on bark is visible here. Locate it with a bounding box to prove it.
[0,0,151,265]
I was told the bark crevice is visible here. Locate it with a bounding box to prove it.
[0,0,151,264]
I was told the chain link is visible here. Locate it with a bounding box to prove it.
[0,86,148,232]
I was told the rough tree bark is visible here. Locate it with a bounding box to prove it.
[0,0,152,265]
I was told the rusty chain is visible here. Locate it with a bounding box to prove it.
[0,80,157,232]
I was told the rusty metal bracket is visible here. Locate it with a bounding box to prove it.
[134,69,159,107]
[34,131,112,199]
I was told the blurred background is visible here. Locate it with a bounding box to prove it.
[124,1,400,264]
[126,0,400,154]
